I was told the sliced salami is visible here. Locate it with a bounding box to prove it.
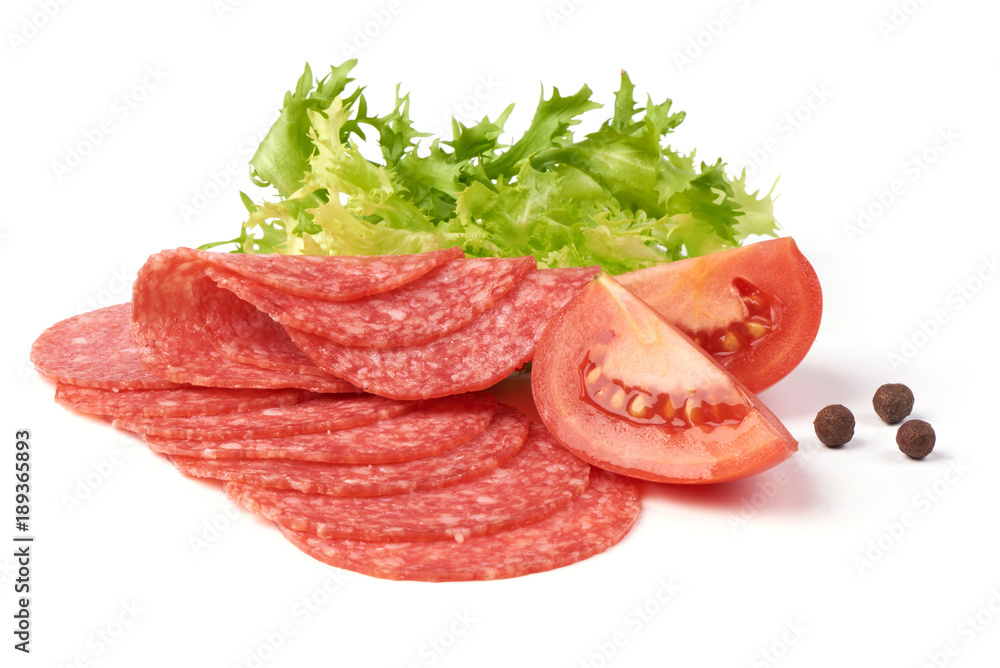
[131,250,354,392]
[207,256,536,348]
[167,406,528,496]
[196,276,336,375]
[144,394,497,463]
[286,267,600,399]
[31,304,181,391]
[225,422,591,542]
[277,468,639,581]
[55,384,308,418]
[200,246,462,300]
[115,394,412,441]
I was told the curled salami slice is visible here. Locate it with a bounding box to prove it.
[131,250,354,393]
[31,304,181,391]
[200,246,462,300]
[145,394,497,463]
[277,468,639,581]
[115,394,411,441]
[196,276,336,375]
[168,406,528,496]
[55,384,308,418]
[225,422,591,542]
[286,267,600,399]
[207,256,536,348]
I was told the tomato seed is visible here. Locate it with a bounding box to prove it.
[745,321,768,340]
[627,394,649,419]
[721,331,740,351]
[609,386,627,411]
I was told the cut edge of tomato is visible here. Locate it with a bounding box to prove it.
[545,388,797,485]
[533,273,798,485]
[729,238,822,393]
[618,237,823,394]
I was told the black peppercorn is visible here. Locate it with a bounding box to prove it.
[897,420,935,459]
[873,383,914,424]
[814,404,855,447]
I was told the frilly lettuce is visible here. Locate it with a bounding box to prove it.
[203,61,779,273]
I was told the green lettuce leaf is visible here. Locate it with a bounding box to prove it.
[204,63,780,272]
[249,61,357,198]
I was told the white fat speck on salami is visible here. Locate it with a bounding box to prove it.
[167,406,528,496]
[30,304,182,390]
[201,246,462,300]
[276,468,639,582]
[206,256,536,348]
[144,394,497,463]
[225,421,591,542]
[114,394,412,441]
[285,267,599,399]
[130,250,354,393]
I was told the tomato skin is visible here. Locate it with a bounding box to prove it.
[618,237,822,393]
[532,274,797,484]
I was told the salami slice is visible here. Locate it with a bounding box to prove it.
[225,422,591,542]
[114,394,412,441]
[31,304,181,391]
[196,276,337,375]
[167,406,529,496]
[55,384,308,418]
[286,267,600,399]
[200,246,463,300]
[131,250,354,393]
[144,394,497,463]
[277,469,639,581]
[206,256,536,348]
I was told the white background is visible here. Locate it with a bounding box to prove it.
[2,1,999,666]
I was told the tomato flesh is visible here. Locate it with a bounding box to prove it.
[618,237,821,393]
[580,330,751,430]
[694,277,775,356]
[533,273,797,484]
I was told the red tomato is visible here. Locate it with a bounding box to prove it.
[617,237,822,393]
[532,273,797,484]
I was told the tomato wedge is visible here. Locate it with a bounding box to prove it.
[532,274,797,484]
[617,237,821,393]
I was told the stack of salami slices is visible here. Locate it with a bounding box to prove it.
[30,248,641,581]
